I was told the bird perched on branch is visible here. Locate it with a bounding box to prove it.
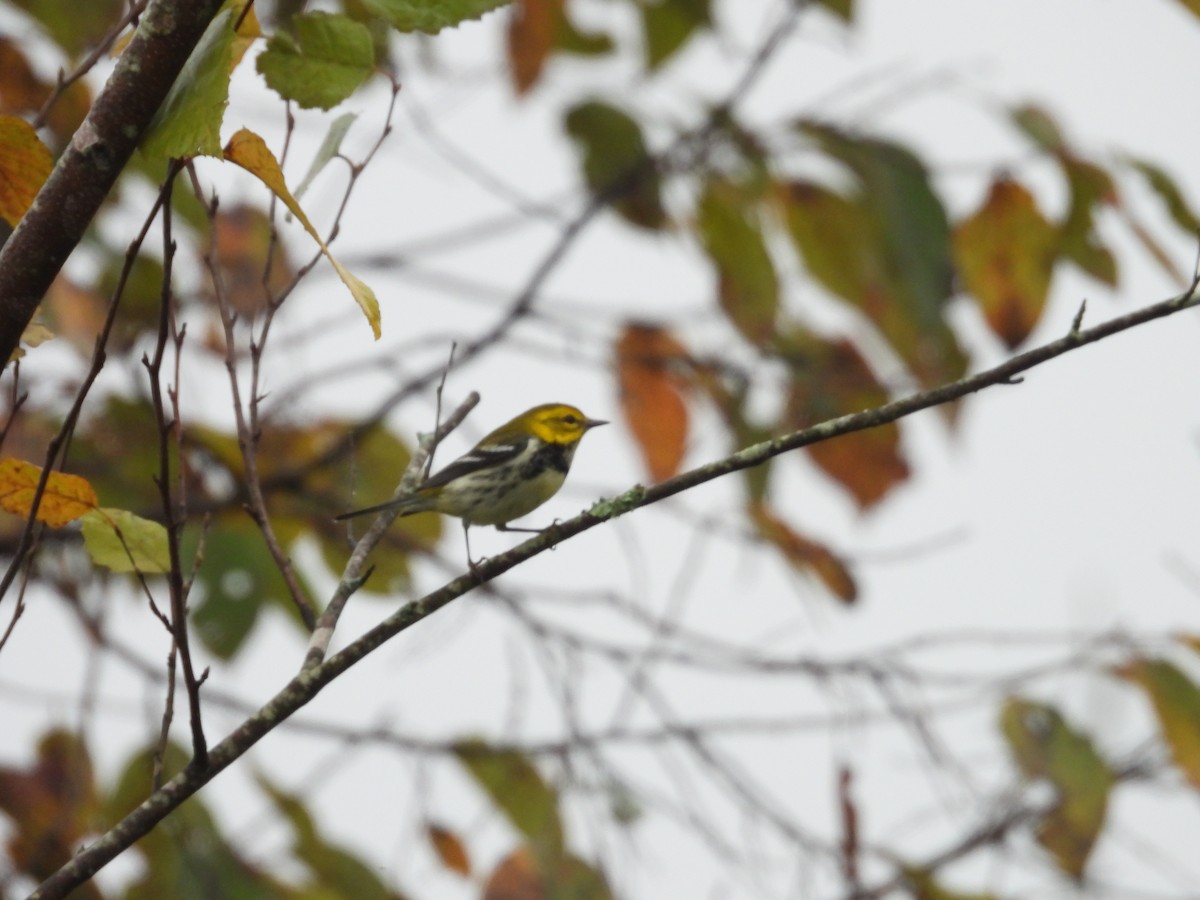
[336,403,607,561]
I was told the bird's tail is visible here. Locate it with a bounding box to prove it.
[333,491,434,522]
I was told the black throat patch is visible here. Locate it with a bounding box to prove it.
[521,442,574,479]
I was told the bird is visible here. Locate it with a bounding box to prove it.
[335,403,606,562]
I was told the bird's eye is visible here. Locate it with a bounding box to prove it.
[562,414,579,425]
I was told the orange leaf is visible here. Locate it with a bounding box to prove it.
[0,114,52,227]
[483,847,542,900]
[784,332,909,508]
[0,457,98,527]
[427,822,471,877]
[615,322,690,483]
[507,0,561,94]
[749,502,857,603]
[954,178,1057,349]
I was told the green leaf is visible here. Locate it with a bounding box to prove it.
[360,0,512,33]
[954,178,1058,349]
[1010,103,1068,153]
[190,518,313,658]
[257,12,374,110]
[454,739,564,868]
[107,744,295,900]
[1124,156,1200,234]
[697,177,778,345]
[1059,158,1118,286]
[1119,659,1200,791]
[813,0,855,21]
[564,100,665,230]
[1000,698,1113,879]
[793,124,963,388]
[141,10,235,159]
[10,0,124,57]
[782,180,882,304]
[294,112,357,200]
[258,775,395,899]
[80,508,170,574]
[640,0,712,70]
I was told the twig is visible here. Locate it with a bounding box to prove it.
[31,279,1200,900]
[301,390,480,671]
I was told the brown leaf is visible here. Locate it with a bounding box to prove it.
[426,822,471,877]
[749,502,857,603]
[954,178,1058,349]
[783,331,909,508]
[507,0,562,94]
[484,847,543,900]
[615,322,690,483]
[0,730,98,884]
[206,203,298,317]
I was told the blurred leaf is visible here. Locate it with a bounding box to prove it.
[1000,698,1112,879]
[1170,0,1200,19]
[74,395,178,513]
[902,867,998,900]
[1011,103,1068,153]
[427,822,472,876]
[1059,156,1118,286]
[954,178,1058,349]
[782,330,910,508]
[80,507,170,574]
[640,0,711,69]
[294,112,358,200]
[507,0,560,94]
[141,9,235,159]
[0,457,97,526]
[107,744,295,900]
[0,36,91,151]
[258,775,400,899]
[11,0,124,58]
[206,204,298,318]
[257,12,374,110]
[360,0,512,33]
[483,847,612,900]
[1117,658,1200,791]
[454,739,564,868]
[0,114,52,226]
[748,502,856,602]
[97,249,171,352]
[565,100,665,230]
[223,128,382,338]
[615,322,690,483]
[697,177,778,345]
[554,14,613,55]
[784,124,964,388]
[814,0,854,21]
[1124,156,1200,234]
[43,275,108,357]
[0,730,99,887]
[190,516,313,658]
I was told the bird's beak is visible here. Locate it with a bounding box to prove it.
[584,418,608,430]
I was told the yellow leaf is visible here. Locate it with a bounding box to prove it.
[222,128,381,338]
[0,458,98,527]
[1118,658,1200,791]
[0,114,52,227]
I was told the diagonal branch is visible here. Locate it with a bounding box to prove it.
[29,278,1200,899]
[0,0,224,364]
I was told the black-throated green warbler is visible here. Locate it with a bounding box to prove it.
[335,403,606,555]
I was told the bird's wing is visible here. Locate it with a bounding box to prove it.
[420,436,531,489]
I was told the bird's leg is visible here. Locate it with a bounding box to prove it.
[495,523,544,534]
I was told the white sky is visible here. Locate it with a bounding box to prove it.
[4,0,1200,897]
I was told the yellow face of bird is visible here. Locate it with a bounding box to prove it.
[523,403,607,445]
